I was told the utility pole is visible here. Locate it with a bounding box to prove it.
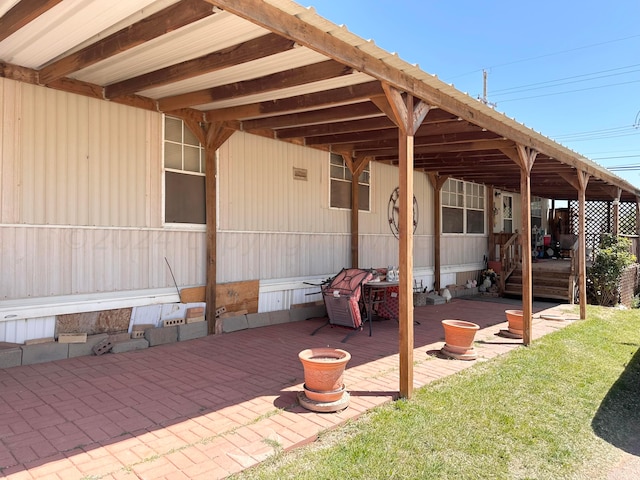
[479,69,497,109]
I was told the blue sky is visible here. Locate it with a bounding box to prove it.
[312,1,640,189]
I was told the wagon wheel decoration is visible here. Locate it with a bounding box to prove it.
[387,187,419,239]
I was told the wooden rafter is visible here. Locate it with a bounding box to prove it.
[39,0,215,84]
[207,81,383,122]
[242,102,381,131]
[158,59,354,111]
[0,0,62,43]
[106,33,296,99]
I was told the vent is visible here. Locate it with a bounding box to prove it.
[293,167,308,181]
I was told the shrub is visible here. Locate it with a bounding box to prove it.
[586,235,637,306]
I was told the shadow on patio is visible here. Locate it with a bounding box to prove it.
[0,296,566,479]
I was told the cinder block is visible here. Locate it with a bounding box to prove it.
[178,322,208,341]
[21,342,69,365]
[245,312,269,329]
[186,315,205,324]
[108,332,131,343]
[269,310,290,325]
[132,323,154,331]
[24,337,55,345]
[425,293,446,305]
[111,338,149,353]
[93,338,114,356]
[69,333,109,358]
[0,344,22,369]
[221,314,249,333]
[144,326,178,346]
[57,333,87,344]
[186,307,204,318]
[289,304,327,322]
[163,317,185,327]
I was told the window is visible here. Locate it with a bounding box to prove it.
[503,195,513,233]
[531,196,543,228]
[329,153,370,211]
[442,178,485,234]
[164,116,206,224]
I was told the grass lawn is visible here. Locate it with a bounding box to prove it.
[232,306,640,479]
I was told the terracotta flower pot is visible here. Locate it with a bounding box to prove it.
[504,309,524,337]
[298,348,351,406]
[441,319,479,360]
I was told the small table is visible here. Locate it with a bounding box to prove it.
[362,281,399,335]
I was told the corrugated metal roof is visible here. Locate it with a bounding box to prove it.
[0,0,637,200]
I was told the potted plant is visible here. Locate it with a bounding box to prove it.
[503,309,524,338]
[441,319,480,360]
[298,347,351,411]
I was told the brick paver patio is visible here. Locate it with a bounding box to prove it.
[0,297,577,479]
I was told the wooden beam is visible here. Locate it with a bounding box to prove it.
[611,187,622,236]
[0,0,62,43]
[516,145,537,346]
[39,0,215,84]
[428,173,449,292]
[241,102,381,130]
[380,87,429,399]
[206,81,383,121]
[203,122,235,335]
[577,171,590,320]
[158,59,353,111]
[106,33,295,98]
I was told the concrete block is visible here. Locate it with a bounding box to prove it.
[221,314,249,333]
[69,333,109,358]
[24,337,55,345]
[246,312,269,329]
[186,315,205,324]
[111,338,149,353]
[108,332,131,343]
[21,342,69,365]
[178,322,208,341]
[0,344,22,369]
[424,293,446,305]
[93,338,114,356]
[289,304,327,322]
[269,310,290,325]
[57,333,87,343]
[163,317,185,327]
[144,326,178,346]
[186,307,204,318]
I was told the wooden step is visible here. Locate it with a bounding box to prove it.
[503,285,569,301]
[507,274,569,289]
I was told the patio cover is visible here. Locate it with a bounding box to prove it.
[1,0,639,398]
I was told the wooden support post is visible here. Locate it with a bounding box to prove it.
[515,145,536,346]
[428,173,448,293]
[202,121,235,334]
[486,185,494,261]
[342,155,370,269]
[381,83,430,399]
[612,188,622,237]
[577,171,590,320]
[350,171,359,268]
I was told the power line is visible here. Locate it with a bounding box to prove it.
[491,64,640,95]
[447,33,640,81]
[494,78,640,104]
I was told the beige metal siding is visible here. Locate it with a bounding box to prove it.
[18,83,153,227]
[0,225,205,299]
[0,78,21,223]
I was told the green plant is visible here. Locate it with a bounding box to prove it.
[587,234,637,306]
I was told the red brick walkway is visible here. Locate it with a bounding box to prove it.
[0,298,577,479]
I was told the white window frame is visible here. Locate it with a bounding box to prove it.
[441,178,485,234]
[163,115,206,226]
[329,153,371,212]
